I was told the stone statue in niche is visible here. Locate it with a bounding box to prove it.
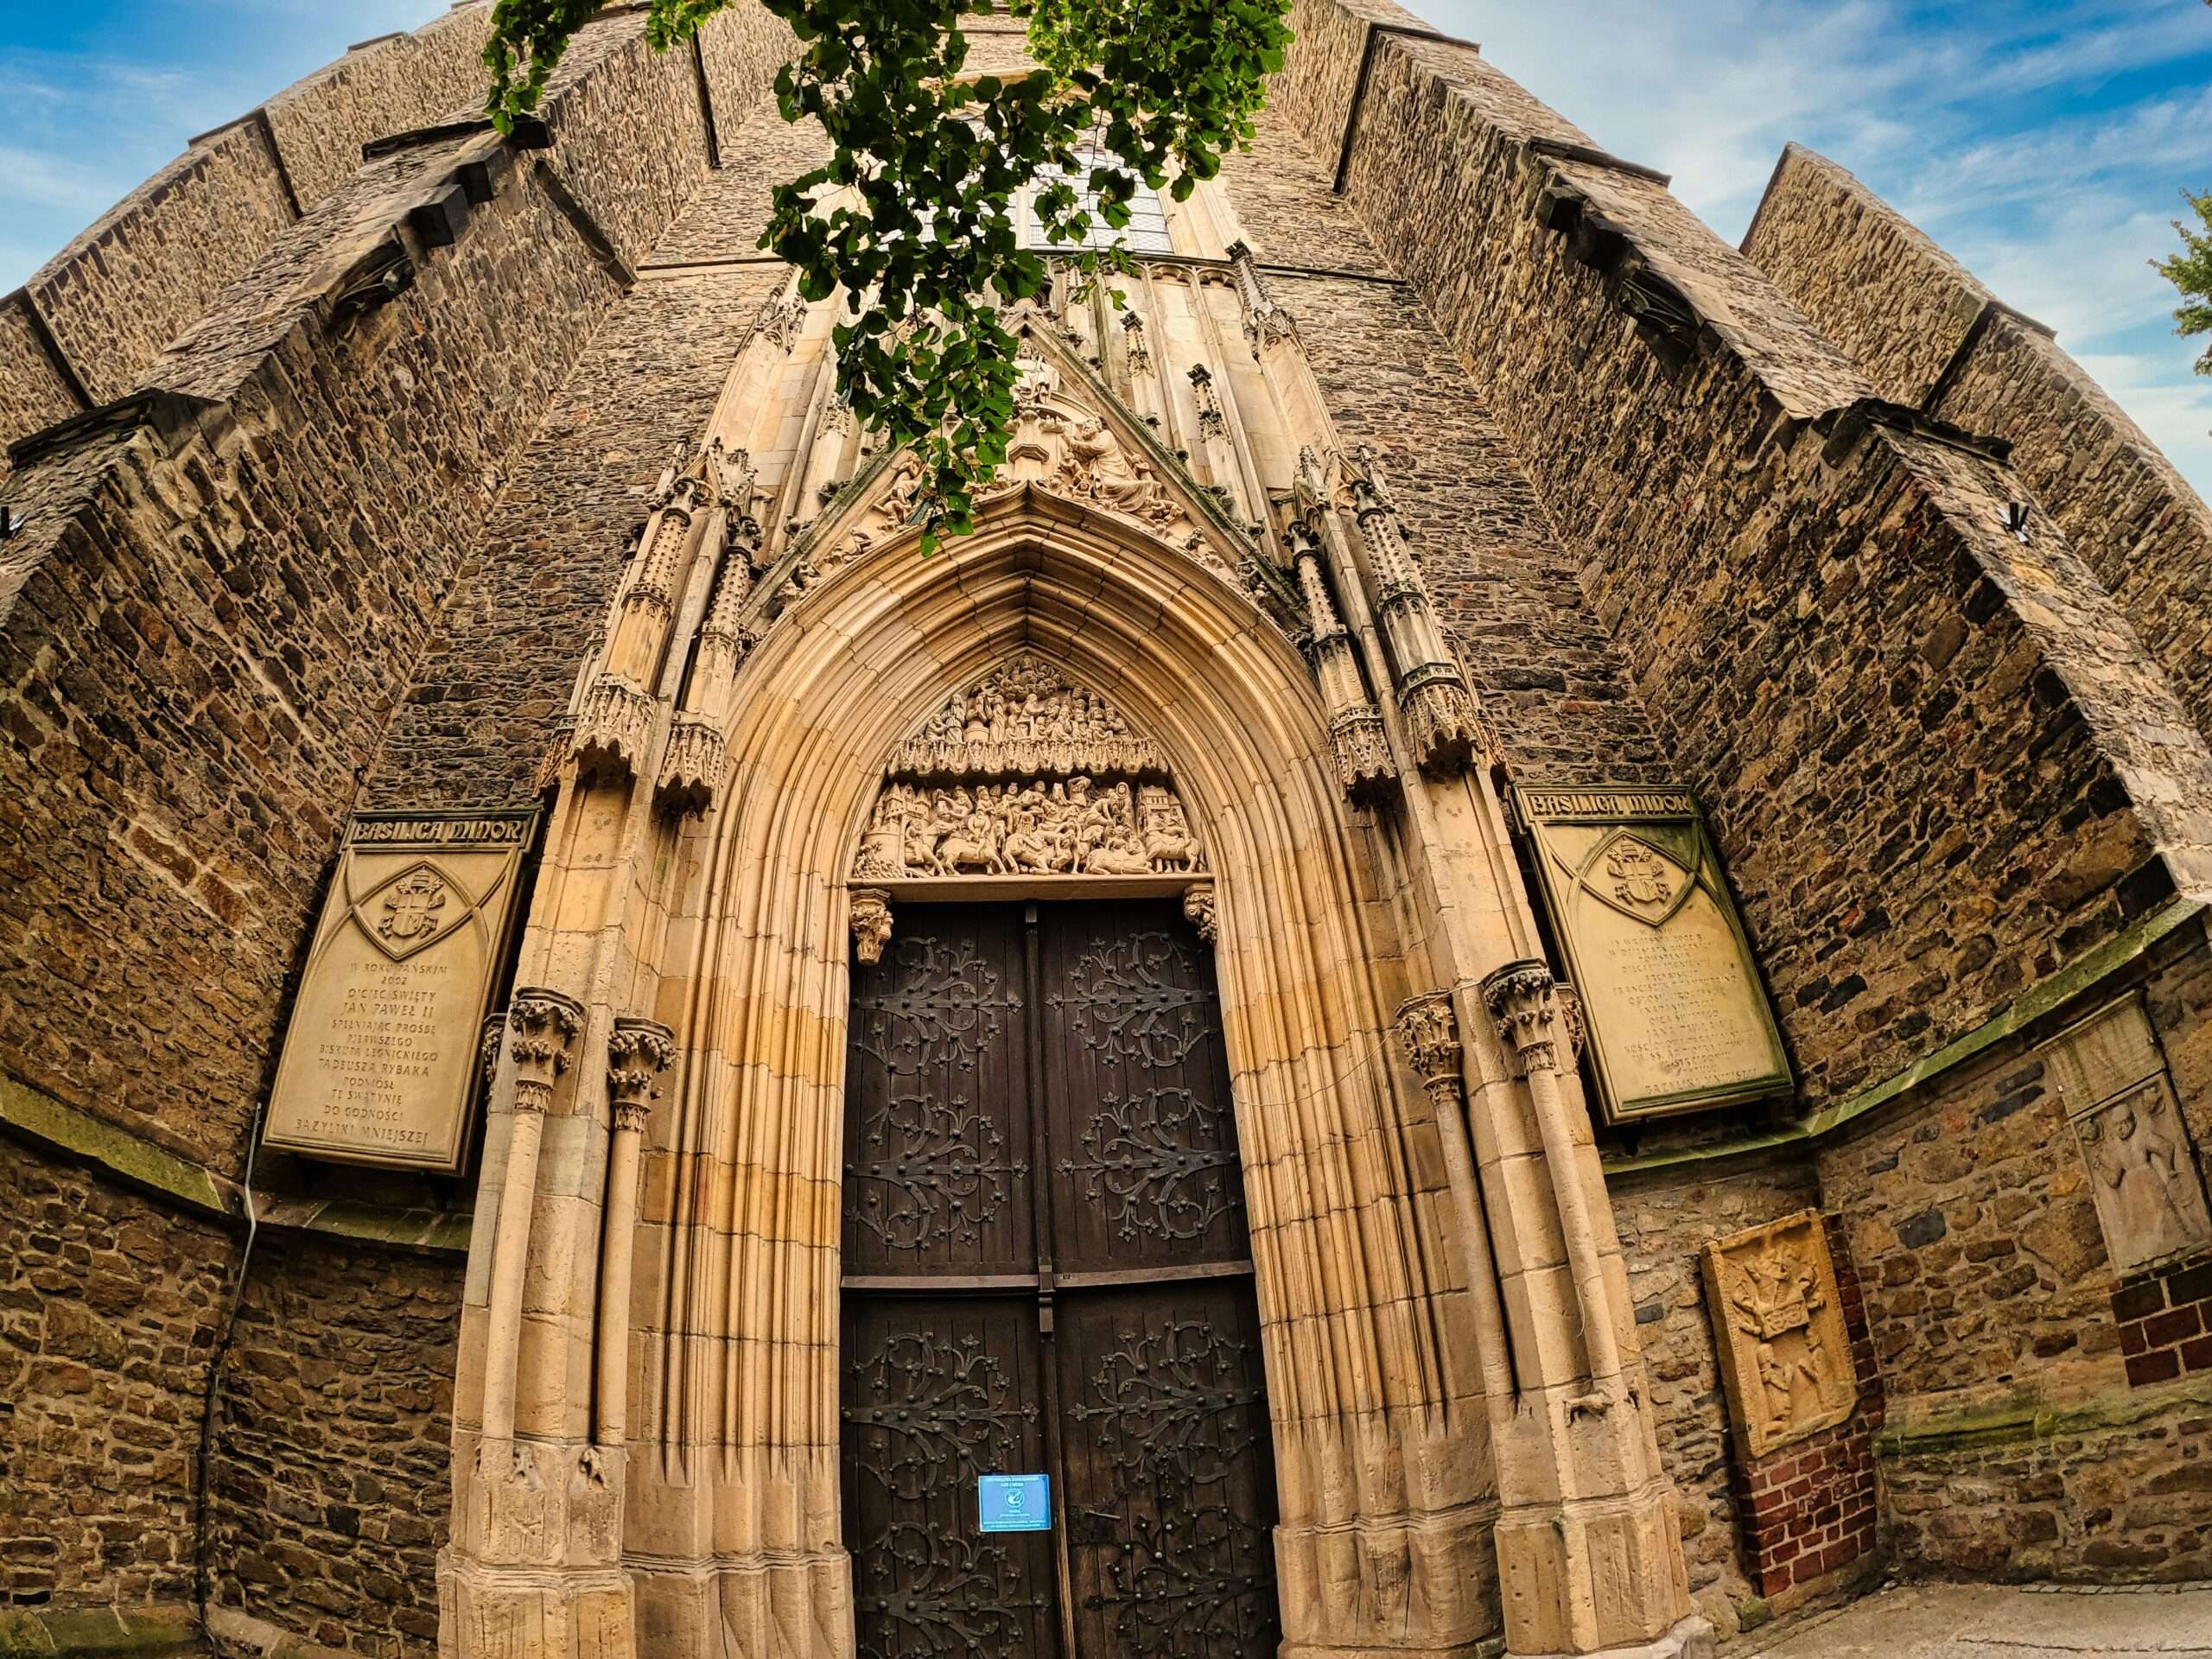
[1700,1210,1855,1459]
[2073,1077,2212,1273]
[854,777,1204,880]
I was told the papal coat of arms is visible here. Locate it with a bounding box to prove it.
[377,869,449,943]
[1606,839,1676,911]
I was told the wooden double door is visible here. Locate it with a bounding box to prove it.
[840,901,1281,1659]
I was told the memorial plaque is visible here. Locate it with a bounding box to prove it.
[265,810,537,1171]
[1516,785,1789,1123]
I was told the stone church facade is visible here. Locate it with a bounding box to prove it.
[3,3,2211,1658]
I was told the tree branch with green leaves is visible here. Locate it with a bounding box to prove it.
[484,0,1292,550]
[2157,188,2212,385]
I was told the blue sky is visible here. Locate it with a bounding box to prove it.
[3,0,2208,493]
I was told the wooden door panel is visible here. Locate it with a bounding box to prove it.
[841,1295,1056,1659]
[1056,1281,1281,1659]
[1039,903,1250,1277]
[844,911,1033,1280]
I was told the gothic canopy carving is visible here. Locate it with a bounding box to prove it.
[853,655,1205,883]
[817,344,1229,578]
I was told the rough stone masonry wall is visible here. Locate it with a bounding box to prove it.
[367,99,810,808]
[0,14,795,1649]
[1271,2,2212,1108]
[0,135,622,1171]
[1738,143,1993,408]
[206,1235,461,1659]
[1262,0,2212,1587]
[1224,120,1675,785]
[1742,146,2212,758]
[0,1135,232,1618]
[1815,931,2212,1580]
[1607,1163,1820,1633]
[0,5,499,503]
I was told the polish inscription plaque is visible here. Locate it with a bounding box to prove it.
[265,810,536,1171]
[1516,786,1789,1123]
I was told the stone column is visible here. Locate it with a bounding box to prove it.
[597,1017,675,1449]
[483,988,582,1443]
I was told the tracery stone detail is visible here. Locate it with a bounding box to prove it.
[889,656,1161,780]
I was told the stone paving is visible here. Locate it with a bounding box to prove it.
[1749,1583,2212,1657]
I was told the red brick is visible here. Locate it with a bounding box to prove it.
[2127,1349,2184,1388]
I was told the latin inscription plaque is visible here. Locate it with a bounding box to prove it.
[1516,785,1789,1123]
[264,810,536,1171]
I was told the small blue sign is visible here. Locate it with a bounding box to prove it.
[977,1473,1051,1533]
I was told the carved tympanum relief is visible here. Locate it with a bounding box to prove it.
[2042,996,2212,1274]
[1701,1210,1856,1459]
[852,656,1206,887]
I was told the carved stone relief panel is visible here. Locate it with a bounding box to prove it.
[2042,996,2212,1275]
[1700,1210,1856,1460]
[265,809,536,1171]
[851,656,1205,885]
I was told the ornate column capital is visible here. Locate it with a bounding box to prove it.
[507,988,584,1113]
[849,887,893,965]
[607,1016,676,1131]
[1182,880,1218,944]
[1393,990,1465,1100]
[1481,960,1568,1073]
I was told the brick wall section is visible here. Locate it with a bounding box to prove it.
[1267,5,2212,1107]
[207,1236,461,1659]
[0,1136,232,1614]
[1729,1215,1883,1598]
[1738,144,1992,406]
[1609,1164,1819,1625]
[2113,1252,2212,1389]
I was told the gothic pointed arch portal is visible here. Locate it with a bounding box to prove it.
[444,280,1699,1659]
[617,501,1498,1658]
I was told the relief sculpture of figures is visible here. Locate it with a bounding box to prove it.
[855,777,1204,880]
[2073,1080,2212,1273]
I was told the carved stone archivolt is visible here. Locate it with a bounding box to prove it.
[853,656,1206,886]
[1700,1210,1856,1459]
